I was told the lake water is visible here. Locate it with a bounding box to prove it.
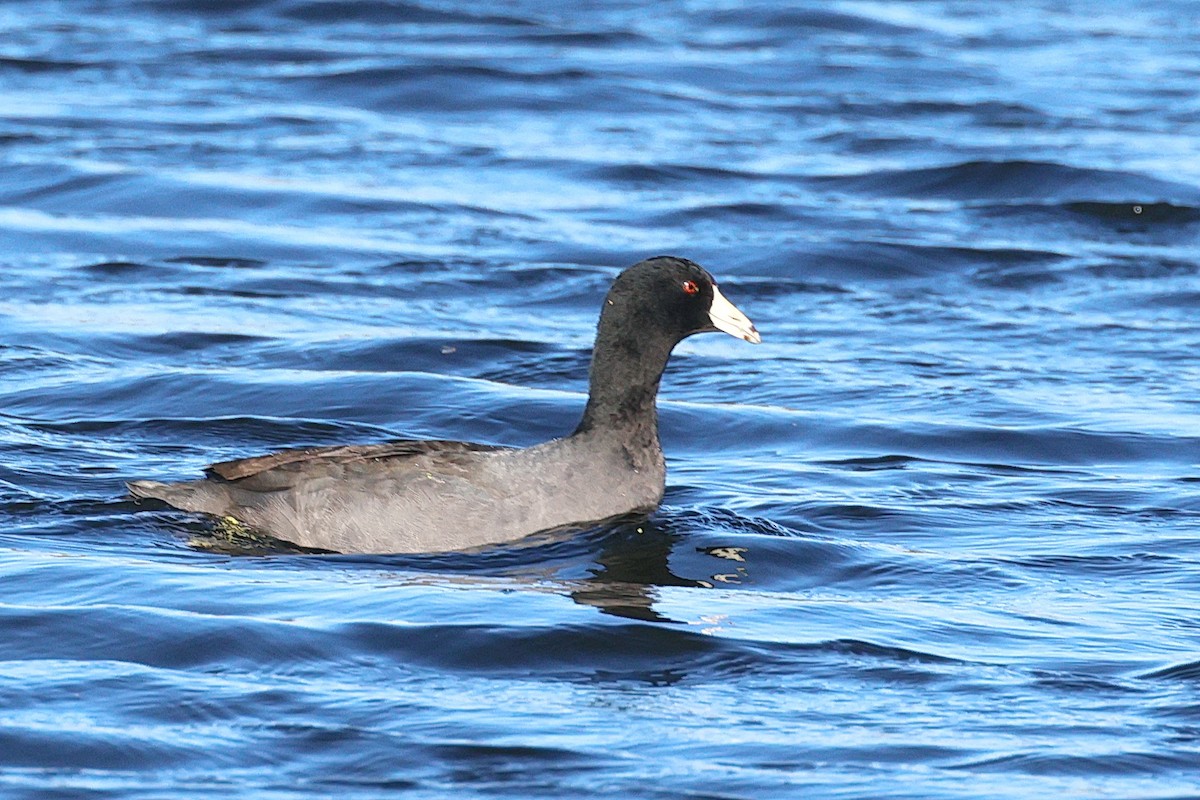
[3,1,1200,797]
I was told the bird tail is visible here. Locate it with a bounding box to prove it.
[127,479,231,517]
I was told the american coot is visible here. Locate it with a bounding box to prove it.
[128,256,760,553]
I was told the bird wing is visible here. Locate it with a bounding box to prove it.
[205,439,507,482]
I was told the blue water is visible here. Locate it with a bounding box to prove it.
[3,1,1200,797]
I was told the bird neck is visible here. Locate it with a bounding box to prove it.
[573,315,674,441]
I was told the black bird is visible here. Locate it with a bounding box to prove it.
[128,256,760,553]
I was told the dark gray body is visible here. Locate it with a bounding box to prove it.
[128,429,664,554]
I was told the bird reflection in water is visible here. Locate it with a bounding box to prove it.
[569,519,750,624]
[177,510,751,626]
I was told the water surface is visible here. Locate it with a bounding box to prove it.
[3,1,1200,797]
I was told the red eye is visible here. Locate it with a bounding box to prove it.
[682,280,699,295]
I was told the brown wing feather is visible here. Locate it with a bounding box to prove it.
[206,439,505,482]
